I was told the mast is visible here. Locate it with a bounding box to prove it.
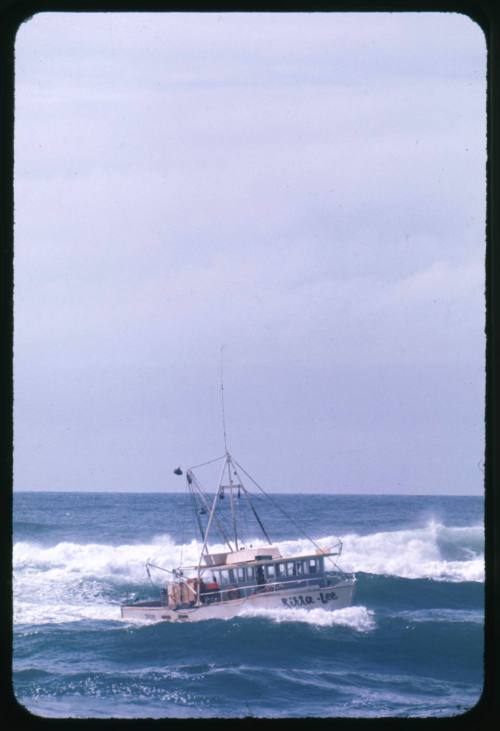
[189,349,274,603]
[187,469,234,551]
[227,454,239,551]
[220,345,238,549]
[195,455,228,605]
[220,345,228,453]
[197,455,230,569]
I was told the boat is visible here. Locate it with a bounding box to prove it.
[121,459,357,624]
[121,357,356,623]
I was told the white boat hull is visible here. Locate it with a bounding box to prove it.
[121,578,356,623]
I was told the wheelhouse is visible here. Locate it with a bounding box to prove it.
[160,551,348,610]
[207,555,326,587]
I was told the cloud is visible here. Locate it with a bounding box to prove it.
[13,12,486,492]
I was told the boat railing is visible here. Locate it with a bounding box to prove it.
[197,571,353,603]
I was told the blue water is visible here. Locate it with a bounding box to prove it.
[13,491,484,718]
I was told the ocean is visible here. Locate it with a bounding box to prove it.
[13,491,484,718]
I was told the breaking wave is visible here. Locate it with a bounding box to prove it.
[337,521,484,583]
[13,521,483,625]
[238,605,376,631]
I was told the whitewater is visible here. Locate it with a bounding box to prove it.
[14,522,483,626]
[13,492,484,718]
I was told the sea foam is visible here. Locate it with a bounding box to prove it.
[337,522,484,583]
[13,521,484,625]
[238,605,376,631]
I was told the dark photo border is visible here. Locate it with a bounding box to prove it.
[1,1,497,728]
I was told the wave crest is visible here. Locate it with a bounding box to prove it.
[338,522,484,583]
[13,521,484,625]
[238,605,376,631]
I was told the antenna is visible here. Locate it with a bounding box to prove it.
[220,345,228,453]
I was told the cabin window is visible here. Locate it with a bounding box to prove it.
[296,562,304,575]
[228,569,235,583]
[309,559,318,574]
[237,567,246,581]
[246,567,255,581]
[276,562,286,577]
[219,570,229,585]
[286,562,296,576]
[266,564,275,579]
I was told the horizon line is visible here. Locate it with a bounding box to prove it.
[13,489,483,497]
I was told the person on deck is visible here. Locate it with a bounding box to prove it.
[256,565,266,592]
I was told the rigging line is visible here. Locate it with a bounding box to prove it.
[230,463,248,540]
[243,488,273,546]
[226,455,239,550]
[190,471,234,551]
[197,456,232,575]
[179,477,191,567]
[232,463,273,545]
[235,468,245,542]
[189,480,205,544]
[220,344,228,453]
[233,458,343,562]
[205,455,234,553]
[239,471,251,544]
[188,454,226,470]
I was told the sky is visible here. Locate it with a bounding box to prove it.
[13,12,486,494]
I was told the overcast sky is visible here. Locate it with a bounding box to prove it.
[13,12,486,494]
